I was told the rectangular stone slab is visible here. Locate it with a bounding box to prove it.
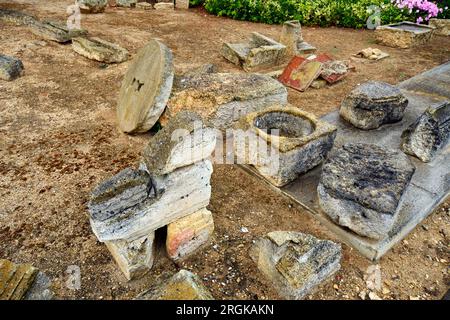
[239,62,450,261]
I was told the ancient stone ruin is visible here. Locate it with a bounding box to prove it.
[250,231,341,300]
[401,101,450,162]
[72,37,129,63]
[77,0,108,13]
[375,21,435,49]
[0,54,24,81]
[340,81,409,130]
[88,111,216,280]
[318,143,416,239]
[279,20,316,55]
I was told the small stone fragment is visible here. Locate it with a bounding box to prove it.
[142,111,216,175]
[354,47,389,61]
[0,259,41,300]
[105,232,156,280]
[249,231,341,300]
[154,2,174,10]
[77,0,108,13]
[175,0,189,9]
[166,208,214,261]
[0,54,24,81]
[318,143,415,239]
[401,101,450,162]
[320,60,348,84]
[340,81,408,130]
[137,269,214,300]
[72,37,129,63]
[310,79,327,89]
[116,0,137,7]
[136,2,153,10]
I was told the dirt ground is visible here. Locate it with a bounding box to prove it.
[0,1,449,300]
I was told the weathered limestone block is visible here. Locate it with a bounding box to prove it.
[88,167,151,222]
[235,105,337,187]
[154,2,174,10]
[250,231,341,300]
[77,0,108,13]
[0,9,38,26]
[143,111,216,175]
[0,259,52,300]
[222,32,286,71]
[72,37,129,63]
[279,20,316,56]
[116,0,138,7]
[173,63,218,88]
[30,21,88,43]
[340,81,408,130]
[401,101,450,162]
[429,19,450,36]
[136,2,153,10]
[166,208,214,261]
[117,39,174,133]
[0,54,24,81]
[375,22,435,49]
[90,160,213,241]
[175,0,189,9]
[137,270,214,300]
[318,143,415,239]
[163,73,288,130]
[105,232,156,280]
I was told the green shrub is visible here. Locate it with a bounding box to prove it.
[203,0,445,28]
[189,0,205,6]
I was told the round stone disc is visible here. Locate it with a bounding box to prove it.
[117,39,174,133]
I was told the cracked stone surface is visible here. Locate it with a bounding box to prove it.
[340,81,409,130]
[250,231,341,300]
[117,39,174,133]
[72,37,129,63]
[401,101,450,162]
[318,143,415,239]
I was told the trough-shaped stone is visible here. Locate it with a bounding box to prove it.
[250,231,341,300]
[235,105,337,187]
[221,32,286,71]
[340,81,408,130]
[401,101,450,162]
[318,143,416,240]
[72,37,129,63]
[163,72,288,130]
[375,21,435,49]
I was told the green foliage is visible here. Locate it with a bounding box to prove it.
[202,0,436,28]
[189,0,205,6]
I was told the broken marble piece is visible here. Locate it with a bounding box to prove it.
[250,231,341,300]
[138,269,214,300]
[340,81,408,130]
[88,167,151,222]
[72,37,129,63]
[375,21,435,49]
[166,208,214,261]
[318,143,415,239]
[162,72,287,130]
[105,232,156,280]
[279,20,316,56]
[116,0,137,7]
[117,39,174,133]
[429,18,450,36]
[235,105,337,187]
[142,111,217,175]
[154,2,174,10]
[77,0,108,13]
[401,101,450,162]
[0,54,24,81]
[90,160,213,241]
[30,20,87,43]
[354,47,389,61]
[221,32,286,71]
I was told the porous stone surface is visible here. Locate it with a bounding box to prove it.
[117,39,174,133]
[173,63,218,88]
[77,0,108,13]
[154,2,174,10]
[90,160,213,241]
[320,60,348,84]
[166,208,214,261]
[429,18,450,36]
[0,259,39,300]
[0,9,38,26]
[105,232,156,280]
[137,269,214,300]
[136,2,153,10]
[88,167,151,222]
[355,47,389,61]
[401,101,450,162]
[250,231,341,300]
[222,32,286,71]
[23,271,53,300]
[340,81,408,130]
[175,0,189,9]
[163,73,288,130]
[236,105,337,187]
[142,111,216,175]
[318,143,415,239]
[279,20,303,56]
[116,0,138,7]
[0,54,24,81]
[375,21,435,48]
[30,20,88,43]
[72,37,129,63]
